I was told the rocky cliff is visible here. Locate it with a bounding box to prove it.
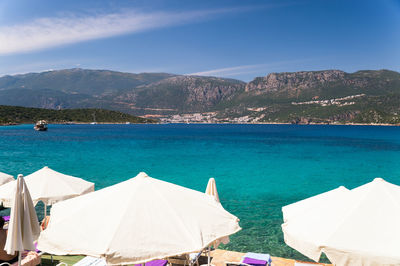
[216,69,400,124]
[245,70,346,93]
[242,69,399,100]
[123,76,244,111]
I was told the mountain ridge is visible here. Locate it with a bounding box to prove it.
[0,68,399,124]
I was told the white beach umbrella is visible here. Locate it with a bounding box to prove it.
[281,178,400,266]
[5,174,40,266]
[205,177,220,202]
[205,178,230,248]
[38,172,241,265]
[0,166,94,215]
[0,172,14,186]
[282,185,349,223]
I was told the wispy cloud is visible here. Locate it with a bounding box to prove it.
[187,58,329,78]
[188,64,271,77]
[0,8,235,55]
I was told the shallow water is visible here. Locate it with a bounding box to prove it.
[1,124,400,260]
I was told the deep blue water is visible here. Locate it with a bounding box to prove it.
[1,124,400,260]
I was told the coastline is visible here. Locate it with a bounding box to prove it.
[1,121,399,127]
[0,122,153,126]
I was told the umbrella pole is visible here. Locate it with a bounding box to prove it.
[207,247,210,266]
[18,251,21,266]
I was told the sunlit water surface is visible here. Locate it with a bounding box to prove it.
[1,124,400,260]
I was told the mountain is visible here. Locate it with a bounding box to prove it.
[113,75,245,114]
[0,68,399,124]
[0,69,245,114]
[0,106,154,125]
[216,69,400,124]
[0,69,175,95]
[244,69,400,99]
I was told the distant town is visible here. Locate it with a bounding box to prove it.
[159,112,260,124]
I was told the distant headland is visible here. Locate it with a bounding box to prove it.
[0,106,154,125]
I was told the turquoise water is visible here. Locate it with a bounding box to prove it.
[1,124,400,260]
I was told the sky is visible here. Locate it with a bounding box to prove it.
[0,0,399,81]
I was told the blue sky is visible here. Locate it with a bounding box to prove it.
[0,0,399,81]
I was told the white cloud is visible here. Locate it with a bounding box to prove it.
[0,8,232,55]
[187,58,327,78]
[188,64,271,77]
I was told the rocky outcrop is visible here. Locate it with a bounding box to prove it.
[168,76,244,106]
[123,75,245,111]
[245,70,346,93]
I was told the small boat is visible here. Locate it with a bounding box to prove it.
[34,120,48,131]
[90,112,97,124]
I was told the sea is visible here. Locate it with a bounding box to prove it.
[1,123,400,260]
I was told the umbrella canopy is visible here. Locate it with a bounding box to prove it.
[5,174,40,256]
[0,172,13,186]
[282,178,400,266]
[282,185,349,223]
[0,166,94,207]
[205,178,229,247]
[38,172,241,265]
[205,178,220,202]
